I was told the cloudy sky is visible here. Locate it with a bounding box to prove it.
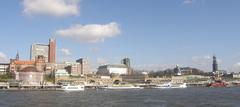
[0,0,240,72]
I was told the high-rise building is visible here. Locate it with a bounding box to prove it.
[48,38,56,63]
[121,58,133,75]
[76,58,90,75]
[31,44,49,62]
[212,55,218,73]
[30,38,56,63]
[122,58,131,67]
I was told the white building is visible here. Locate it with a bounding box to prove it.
[233,73,240,79]
[31,44,49,62]
[0,63,9,75]
[97,64,128,75]
[55,69,69,77]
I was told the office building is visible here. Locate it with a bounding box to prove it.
[30,38,56,63]
[31,44,49,62]
[76,58,91,75]
[122,58,131,67]
[97,64,128,75]
[121,58,133,75]
[56,59,91,76]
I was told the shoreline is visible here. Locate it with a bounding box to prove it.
[1,85,240,91]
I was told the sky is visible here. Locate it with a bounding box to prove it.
[0,0,240,72]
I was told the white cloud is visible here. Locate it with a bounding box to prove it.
[56,22,121,43]
[61,48,71,56]
[23,0,80,17]
[0,52,8,62]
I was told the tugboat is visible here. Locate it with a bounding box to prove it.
[207,80,227,87]
[207,71,228,87]
[207,55,228,87]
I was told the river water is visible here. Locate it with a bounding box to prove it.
[0,87,240,107]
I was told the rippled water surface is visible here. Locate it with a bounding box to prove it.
[0,87,240,107]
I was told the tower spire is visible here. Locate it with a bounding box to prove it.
[16,51,19,60]
[212,55,218,73]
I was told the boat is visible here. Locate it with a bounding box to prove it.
[61,84,85,91]
[154,82,187,89]
[207,71,228,87]
[207,80,228,87]
[101,84,144,90]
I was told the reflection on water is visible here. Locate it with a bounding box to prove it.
[0,87,240,107]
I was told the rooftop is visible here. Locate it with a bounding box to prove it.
[14,60,35,65]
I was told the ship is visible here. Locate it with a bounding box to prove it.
[101,84,143,90]
[61,84,85,91]
[207,80,227,87]
[207,56,228,87]
[154,82,187,89]
[207,71,228,87]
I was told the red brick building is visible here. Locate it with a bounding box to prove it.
[48,38,56,63]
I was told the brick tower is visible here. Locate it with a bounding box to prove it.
[48,38,56,63]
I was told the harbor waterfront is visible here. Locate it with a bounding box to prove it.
[0,87,240,107]
[1,0,240,107]
[1,38,240,90]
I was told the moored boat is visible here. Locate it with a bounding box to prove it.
[101,84,144,90]
[61,84,85,91]
[207,80,228,87]
[154,82,187,89]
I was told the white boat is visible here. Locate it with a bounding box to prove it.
[61,84,85,91]
[102,85,144,90]
[154,83,187,89]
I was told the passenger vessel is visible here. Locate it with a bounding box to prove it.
[154,83,187,89]
[61,84,85,91]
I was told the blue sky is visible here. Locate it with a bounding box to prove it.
[0,0,240,72]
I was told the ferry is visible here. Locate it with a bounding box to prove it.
[102,84,144,90]
[61,84,85,91]
[154,83,187,89]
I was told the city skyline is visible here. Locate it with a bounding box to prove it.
[0,0,240,72]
